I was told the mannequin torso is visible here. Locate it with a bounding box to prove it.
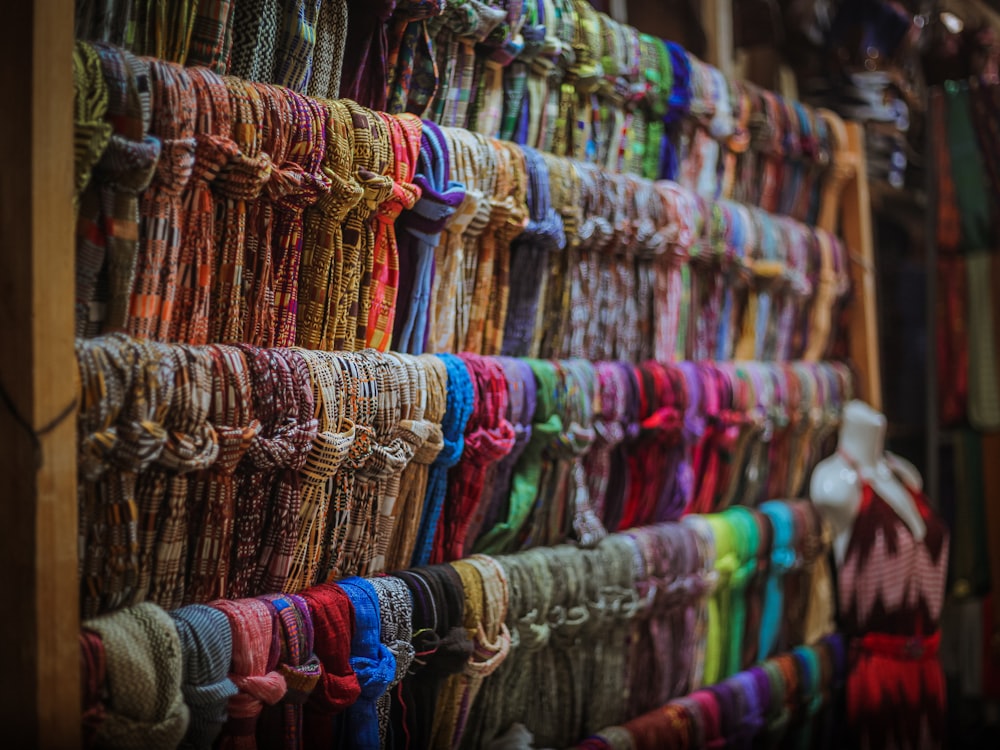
[810,400,926,565]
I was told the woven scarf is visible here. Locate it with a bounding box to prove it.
[308,0,349,98]
[186,346,261,603]
[128,59,196,341]
[170,604,238,750]
[79,336,172,615]
[212,598,286,750]
[229,0,280,82]
[465,357,536,553]
[501,146,565,356]
[432,354,515,563]
[78,45,159,336]
[340,353,419,577]
[171,67,236,345]
[585,362,629,529]
[339,577,397,750]
[385,354,447,570]
[296,99,364,350]
[283,352,354,591]
[132,345,217,610]
[369,353,429,574]
[385,0,448,115]
[365,113,423,350]
[300,583,361,745]
[241,83,289,346]
[370,576,416,743]
[208,77,271,344]
[255,594,322,750]
[184,0,235,71]
[85,602,190,749]
[412,353,474,566]
[269,90,331,347]
[226,348,305,598]
[274,0,323,92]
[392,119,466,354]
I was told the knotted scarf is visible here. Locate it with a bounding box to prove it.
[371,576,416,743]
[171,67,237,345]
[213,598,287,750]
[301,583,361,745]
[392,119,466,354]
[759,501,796,659]
[128,59,196,341]
[170,604,238,750]
[411,354,474,566]
[433,354,515,563]
[296,100,363,351]
[339,577,398,749]
[255,594,322,750]
[385,354,447,570]
[209,77,272,344]
[85,602,190,749]
[501,146,566,356]
[186,346,261,603]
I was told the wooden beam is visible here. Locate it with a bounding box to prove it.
[703,0,734,78]
[0,0,80,746]
[840,122,884,411]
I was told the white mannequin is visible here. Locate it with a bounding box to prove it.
[810,400,926,565]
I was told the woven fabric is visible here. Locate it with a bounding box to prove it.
[274,0,323,92]
[307,0,349,98]
[170,604,238,750]
[301,583,361,745]
[139,345,219,610]
[252,349,318,593]
[209,77,271,344]
[212,598,287,750]
[186,346,261,603]
[411,354,475,566]
[371,576,416,743]
[385,0,448,115]
[73,41,112,205]
[242,83,289,346]
[432,354,515,563]
[339,0,397,109]
[128,59,196,341]
[366,113,424,351]
[185,0,235,71]
[76,44,159,337]
[229,0,280,82]
[269,90,331,347]
[85,602,190,750]
[171,67,236,345]
[385,353,448,570]
[392,118,466,355]
[81,628,107,748]
[297,100,363,350]
[284,351,355,591]
[339,577,398,750]
[255,594,322,750]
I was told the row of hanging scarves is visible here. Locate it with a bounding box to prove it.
[71,41,851,364]
[74,0,833,216]
[76,329,852,617]
[574,634,846,750]
[79,505,834,750]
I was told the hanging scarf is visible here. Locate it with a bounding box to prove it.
[308,0,350,99]
[128,59,196,341]
[339,577,398,750]
[213,598,287,750]
[370,576,416,743]
[84,603,190,750]
[170,604,238,750]
[412,354,474,566]
[81,628,107,749]
[273,0,323,92]
[300,583,361,746]
[229,0,280,83]
[184,0,235,71]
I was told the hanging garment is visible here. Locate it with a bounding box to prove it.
[837,457,949,750]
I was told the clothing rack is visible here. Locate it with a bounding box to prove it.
[0,3,878,746]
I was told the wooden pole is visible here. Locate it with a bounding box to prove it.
[703,0,734,79]
[0,0,80,746]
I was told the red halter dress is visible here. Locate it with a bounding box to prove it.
[836,454,949,750]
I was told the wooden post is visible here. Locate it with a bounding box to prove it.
[703,0,734,79]
[840,122,883,411]
[0,0,80,747]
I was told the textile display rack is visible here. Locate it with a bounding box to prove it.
[0,1,880,747]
